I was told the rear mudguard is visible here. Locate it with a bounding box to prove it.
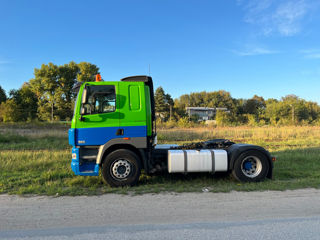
[227,144,273,179]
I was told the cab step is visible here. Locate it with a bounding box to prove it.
[81,155,97,160]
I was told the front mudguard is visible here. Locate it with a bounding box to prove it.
[227,144,273,179]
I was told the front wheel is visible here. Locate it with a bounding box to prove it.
[232,150,269,182]
[102,149,141,187]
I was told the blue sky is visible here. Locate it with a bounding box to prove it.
[0,0,320,103]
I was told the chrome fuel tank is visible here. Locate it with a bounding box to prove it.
[168,149,228,173]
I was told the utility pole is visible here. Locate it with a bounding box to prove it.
[290,104,295,124]
[51,102,54,122]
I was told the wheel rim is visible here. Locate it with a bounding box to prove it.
[241,156,262,178]
[111,159,132,179]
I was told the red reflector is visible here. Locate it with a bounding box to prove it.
[123,137,130,140]
[272,157,276,162]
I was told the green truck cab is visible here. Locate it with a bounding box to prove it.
[69,76,273,187]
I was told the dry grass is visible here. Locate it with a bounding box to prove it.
[1,123,320,195]
[157,126,320,151]
[0,122,68,138]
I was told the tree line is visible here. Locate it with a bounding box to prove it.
[155,87,320,126]
[0,61,319,126]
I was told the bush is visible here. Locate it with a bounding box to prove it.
[215,110,234,127]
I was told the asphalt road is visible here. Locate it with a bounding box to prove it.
[1,189,320,239]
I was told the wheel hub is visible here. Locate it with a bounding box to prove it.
[112,159,131,179]
[241,156,262,178]
[244,161,252,170]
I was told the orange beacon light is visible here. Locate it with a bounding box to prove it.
[96,74,102,82]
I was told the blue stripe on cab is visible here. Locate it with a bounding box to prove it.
[75,126,147,146]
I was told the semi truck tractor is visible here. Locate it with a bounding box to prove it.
[68,75,274,187]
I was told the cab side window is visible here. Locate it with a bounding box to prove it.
[84,85,116,114]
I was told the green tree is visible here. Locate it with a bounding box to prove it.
[0,99,22,122]
[0,83,38,122]
[8,83,38,121]
[280,95,308,124]
[174,94,190,115]
[29,61,99,121]
[264,95,320,125]
[215,110,234,126]
[0,85,6,104]
[77,62,100,82]
[243,95,265,115]
[155,87,173,121]
[175,90,236,110]
[30,63,59,121]
[305,101,320,123]
[206,90,236,110]
[155,87,166,113]
[55,62,80,120]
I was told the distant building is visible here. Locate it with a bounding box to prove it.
[186,107,229,121]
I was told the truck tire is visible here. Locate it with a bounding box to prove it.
[232,150,269,182]
[102,149,141,187]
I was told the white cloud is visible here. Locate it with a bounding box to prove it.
[0,58,11,73]
[300,49,320,59]
[0,58,10,65]
[273,1,307,36]
[242,0,274,23]
[232,46,278,56]
[238,0,317,37]
[307,53,320,59]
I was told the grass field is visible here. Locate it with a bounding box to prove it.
[0,123,320,195]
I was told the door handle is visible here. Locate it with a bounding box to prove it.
[116,129,124,136]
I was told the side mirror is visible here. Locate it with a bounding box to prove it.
[79,106,87,121]
[81,88,88,104]
[80,107,87,115]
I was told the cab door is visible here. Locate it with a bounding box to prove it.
[75,83,120,146]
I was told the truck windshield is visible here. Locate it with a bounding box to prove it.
[82,85,116,115]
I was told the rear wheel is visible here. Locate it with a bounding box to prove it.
[102,149,141,187]
[232,150,269,182]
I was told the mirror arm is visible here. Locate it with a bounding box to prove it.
[79,104,85,121]
[79,114,85,121]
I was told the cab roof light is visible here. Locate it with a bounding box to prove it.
[96,74,102,82]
